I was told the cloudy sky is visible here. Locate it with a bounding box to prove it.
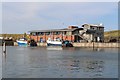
[2,1,118,34]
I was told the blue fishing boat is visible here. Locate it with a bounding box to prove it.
[16,38,28,46]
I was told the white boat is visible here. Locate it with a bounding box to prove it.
[16,38,28,46]
[47,38,62,46]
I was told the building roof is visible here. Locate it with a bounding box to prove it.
[29,28,83,33]
[82,24,104,28]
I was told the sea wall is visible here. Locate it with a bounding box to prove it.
[73,42,120,48]
[14,42,18,46]
[14,42,120,48]
[37,42,120,48]
[37,43,47,46]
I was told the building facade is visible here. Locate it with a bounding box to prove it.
[29,24,104,42]
[29,26,83,42]
[80,24,104,42]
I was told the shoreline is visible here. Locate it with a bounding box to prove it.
[1,41,119,48]
[13,42,120,48]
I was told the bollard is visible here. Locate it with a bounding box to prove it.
[2,42,7,61]
[3,42,6,54]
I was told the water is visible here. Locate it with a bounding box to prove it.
[1,46,118,78]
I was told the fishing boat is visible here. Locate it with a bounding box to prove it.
[16,38,28,46]
[47,38,62,46]
[29,39,37,47]
[62,40,73,47]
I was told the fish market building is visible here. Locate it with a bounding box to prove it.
[29,24,104,42]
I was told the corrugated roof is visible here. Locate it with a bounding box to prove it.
[28,28,83,33]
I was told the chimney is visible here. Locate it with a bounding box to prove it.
[68,26,78,29]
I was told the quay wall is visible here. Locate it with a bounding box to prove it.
[73,42,120,48]
[14,42,120,48]
[37,43,47,46]
[14,42,18,46]
[37,42,120,48]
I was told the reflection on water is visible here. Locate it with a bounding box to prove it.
[85,60,104,72]
[70,60,81,71]
[84,60,104,77]
[2,46,118,78]
[46,46,63,50]
[92,48,104,52]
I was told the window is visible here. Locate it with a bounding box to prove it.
[90,26,97,30]
[66,31,72,35]
[38,32,44,35]
[99,28,103,31]
[31,32,37,36]
[92,27,94,30]
[46,32,50,35]
[54,32,60,35]
[63,31,66,35]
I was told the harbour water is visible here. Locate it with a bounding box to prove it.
[1,46,118,78]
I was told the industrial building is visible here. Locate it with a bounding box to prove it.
[29,24,104,42]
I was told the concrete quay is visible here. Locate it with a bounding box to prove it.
[73,42,120,48]
[14,42,120,48]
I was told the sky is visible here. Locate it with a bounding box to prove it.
[1,1,119,34]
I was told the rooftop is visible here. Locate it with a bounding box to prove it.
[29,27,83,33]
[82,24,104,28]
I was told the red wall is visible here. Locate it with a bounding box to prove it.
[30,34,75,42]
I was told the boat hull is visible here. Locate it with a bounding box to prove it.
[47,40,62,46]
[17,41,28,46]
[47,43,62,46]
[47,46,63,50]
